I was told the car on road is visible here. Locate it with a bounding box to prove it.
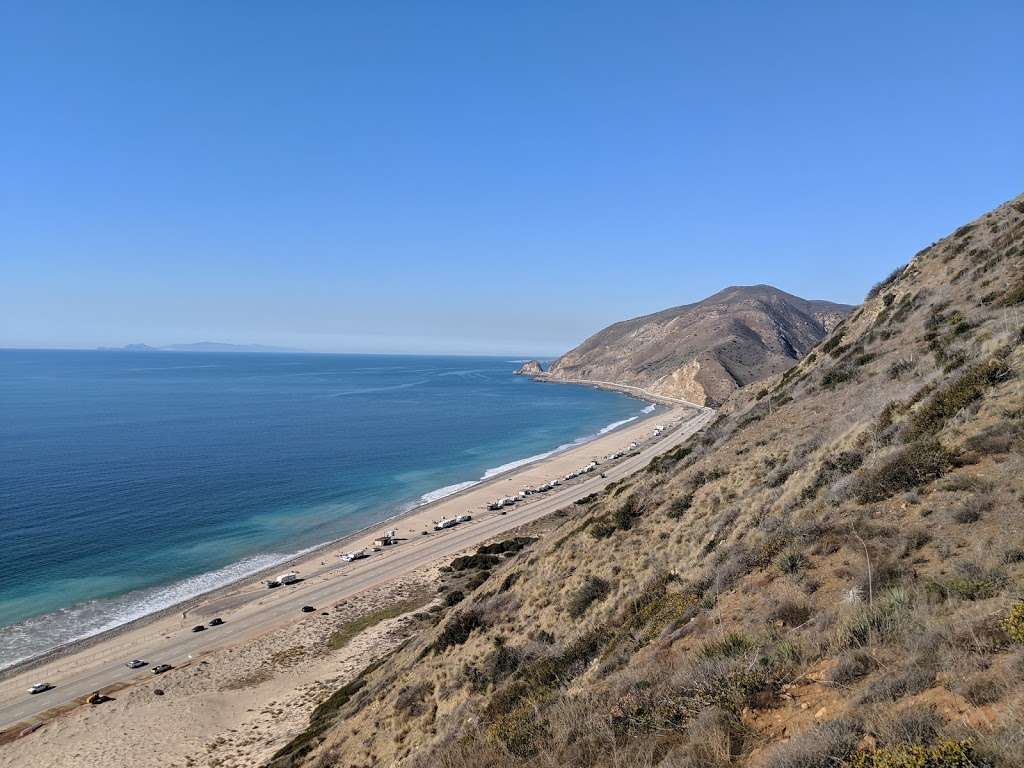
[300,605,316,613]
[152,664,173,674]
[191,624,206,632]
[125,659,148,669]
[28,683,52,695]
[209,617,224,626]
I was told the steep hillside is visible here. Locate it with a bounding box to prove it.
[270,195,1024,768]
[542,285,852,406]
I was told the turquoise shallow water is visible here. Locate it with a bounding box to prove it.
[0,350,652,668]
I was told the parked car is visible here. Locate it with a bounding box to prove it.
[300,605,316,613]
[152,664,173,674]
[28,683,52,695]
[191,624,206,632]
[125,659,148,669]
[208,617,224,626]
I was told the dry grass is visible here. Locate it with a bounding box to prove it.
[276,195,1024,768]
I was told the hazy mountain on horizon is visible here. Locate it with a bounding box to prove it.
[97,342,302,354]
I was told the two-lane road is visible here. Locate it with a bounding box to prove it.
[0,407,713,733]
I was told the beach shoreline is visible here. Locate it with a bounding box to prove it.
[0,390,674,682]
[0,401,713,762]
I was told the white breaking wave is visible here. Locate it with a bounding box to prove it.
[482,451,556,479]
[642,403,657,414]
[418,480,480,504]
[0,402,658,671]
[0,546,317,671]
[597,416,638,435]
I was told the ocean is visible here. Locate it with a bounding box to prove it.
[0,350,653,669]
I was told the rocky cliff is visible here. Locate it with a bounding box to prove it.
[545,285,852,406]
[514,360,544,376]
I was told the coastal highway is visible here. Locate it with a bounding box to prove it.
[0,406,714,734]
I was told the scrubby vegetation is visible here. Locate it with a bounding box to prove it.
[271,195,1024,768]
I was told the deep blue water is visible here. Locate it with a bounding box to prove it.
[0,350,651,667]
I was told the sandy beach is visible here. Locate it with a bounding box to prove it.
[0,398,712,767]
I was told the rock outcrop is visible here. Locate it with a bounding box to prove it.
[514,360,544,376]
[545,285,853,406]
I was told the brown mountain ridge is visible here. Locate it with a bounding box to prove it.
[540,285,852,406]
[268,193,1024,768]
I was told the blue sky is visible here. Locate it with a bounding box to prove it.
[2,2,1022,355]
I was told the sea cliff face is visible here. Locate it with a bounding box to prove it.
[544,285,853,406]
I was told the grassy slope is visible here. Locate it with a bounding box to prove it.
[272,194,1024,768]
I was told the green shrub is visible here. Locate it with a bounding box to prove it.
[450,553,501,570]
[776,548,807,575]
[566,575,611,618]
[802,450,864,500]
[853,440,953,502]
[833,587,913,649]
[820,330,847,355]
[903,359,1008,442]
[699,631,755,659]
[848,739,985,767]
[432,609,485,654]
[588,517,616,539]
[667,491,694,519]
[926,575,1003,602]
[822,363,857,389]
[1002,602,1024,643]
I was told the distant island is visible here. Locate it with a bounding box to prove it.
[97,342,302,354]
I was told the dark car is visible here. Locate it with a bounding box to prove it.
[152,664,173,674]
[300,605,316,613]
[208,617,224,627]
[191,624,206,633]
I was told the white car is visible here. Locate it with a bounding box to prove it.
[125,659,148,669]
[28,683,52,694]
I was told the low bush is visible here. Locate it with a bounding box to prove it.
[776,548,808,575]
[801,450,864,500]
[860,656,937,703]
[566,576,611,619]
[822,363,857,389]
[450,553,501,571]
[903,359,1009,442]
[770,599,812,627]
[853,440,953,503]
[888,358,915,379]
[393,680,434,717]
[699,631,755,659]
[951,495,992,524]
[1002,602,1024,643]
[848,739,985,768]
[432,609,486,654]
[867,265,906,300]
[667,491,695,519]
[829,649,877,685]
[478,537,536,556]
[760,717,862,768]
[833,587,913,649]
